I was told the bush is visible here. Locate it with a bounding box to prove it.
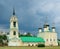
[37,44,45,47]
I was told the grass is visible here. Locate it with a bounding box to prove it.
[0,46,60,49]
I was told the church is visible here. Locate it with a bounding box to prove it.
[7,9,58,46]
[37,21,58,46]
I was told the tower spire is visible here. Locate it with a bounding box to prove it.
[52,22,55,32]
[38,22,42,29]
[52,22,54,27]
[52,22,55,29]
[45,16,48,25]
[13,8,15,15]
[44,16,49,28]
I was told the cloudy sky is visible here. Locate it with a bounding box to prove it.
[0,0,60,39]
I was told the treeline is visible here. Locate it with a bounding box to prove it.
[0,35,8,46]
[19,33,36,37]
[58,39,60,41]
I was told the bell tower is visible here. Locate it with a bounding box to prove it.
[9,8,19,38]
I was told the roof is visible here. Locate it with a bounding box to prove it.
[52,27,55,29]
[38,28,42,29]
[44,24,49,28]
[20,37,45,43]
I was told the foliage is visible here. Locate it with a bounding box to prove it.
[19,32,32,37]
[0,35,7,40]
[0,35,8,46]
[37,44,45,47]
[58,39,60,41]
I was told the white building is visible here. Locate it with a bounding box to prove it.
[37,22,58,46]
[0,31,6,35]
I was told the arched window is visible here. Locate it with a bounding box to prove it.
[50,39,52,41]
[13,21,16,27]
[46,39,48,41]
[13,31,16,35]
[28,44,30,46]
[54,39,55,41]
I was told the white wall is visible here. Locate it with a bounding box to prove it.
[38,32,58,46]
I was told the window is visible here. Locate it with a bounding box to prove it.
[13,22,16,27]
[46,39,48,41]
[50,39,52,41]
[13,31,16,35]
[54,39,55,41]
[28,44,30,46]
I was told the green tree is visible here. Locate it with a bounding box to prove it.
[0,35,8,46]
[19,32,32,37]
[26,32,32,37]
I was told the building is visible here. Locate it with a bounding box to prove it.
[0,31,6,35]
[37,21,58,46]
[8,9,45,46]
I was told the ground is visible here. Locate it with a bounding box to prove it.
[0,46,60,49]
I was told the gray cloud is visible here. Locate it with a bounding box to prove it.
[0,0,60,38]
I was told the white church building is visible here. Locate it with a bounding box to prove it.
[37,22,58,46]
[8,9,58,46]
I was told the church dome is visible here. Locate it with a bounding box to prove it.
[43,23,49,28]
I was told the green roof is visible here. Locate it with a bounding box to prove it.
[20,37,45,43]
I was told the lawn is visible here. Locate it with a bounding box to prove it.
[0,46,60,49]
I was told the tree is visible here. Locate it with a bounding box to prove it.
[19,32,32,37]
[0,35,8,46]
[26,32,32,37]
[3,35,7,40]
[0,35,3,46]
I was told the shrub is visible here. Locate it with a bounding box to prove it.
[37,44,45,47]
